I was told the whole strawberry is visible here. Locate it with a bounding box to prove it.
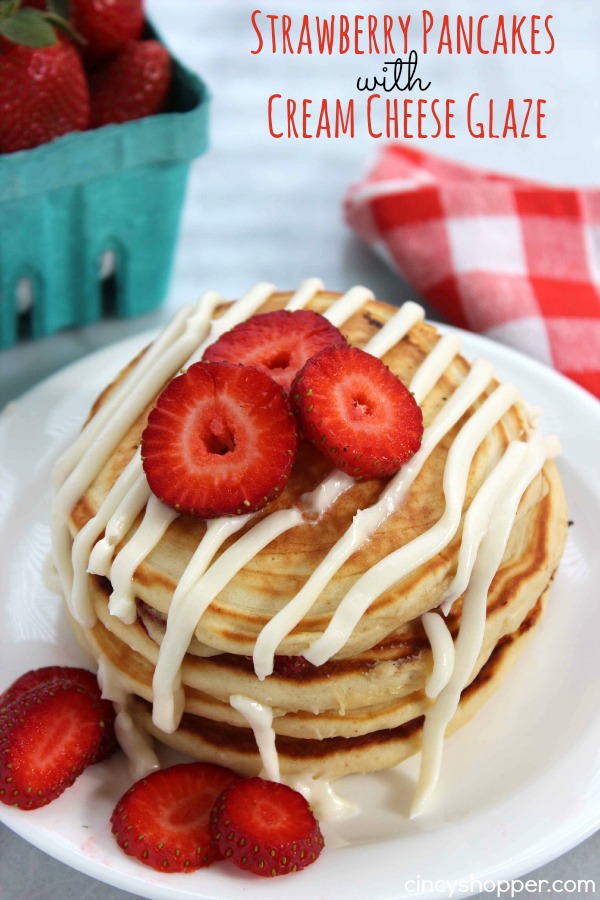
[69,0,144,67]
[89,40,171,128]
[0,3,89,153]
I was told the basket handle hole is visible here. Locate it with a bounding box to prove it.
[99,249,119,317]
[16,277,34,340]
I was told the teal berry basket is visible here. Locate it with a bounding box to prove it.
[0,24,209,349]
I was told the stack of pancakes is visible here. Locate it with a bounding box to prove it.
[64,289,568,781]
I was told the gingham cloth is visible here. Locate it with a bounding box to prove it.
[345,144,600,399]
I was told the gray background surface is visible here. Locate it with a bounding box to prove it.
[1,1,598,897]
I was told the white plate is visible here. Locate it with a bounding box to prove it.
[1,327,599,900]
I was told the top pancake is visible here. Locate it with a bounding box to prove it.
[68,290,568,660]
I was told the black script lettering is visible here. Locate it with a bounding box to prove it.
[357,51,431,93]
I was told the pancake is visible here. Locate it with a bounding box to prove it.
[50,280,568,810]
[69,590,548,779]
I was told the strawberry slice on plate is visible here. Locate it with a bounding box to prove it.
[210,777,324,877]
[0,680,117,809]
[202,309,347,394]
[111,762,241,872]
[141,361,298,518]
[292,345,424,479]
[0,666,101,710]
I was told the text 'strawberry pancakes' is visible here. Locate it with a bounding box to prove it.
[51,280,568,818]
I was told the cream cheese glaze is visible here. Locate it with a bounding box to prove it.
[51,280,560,817]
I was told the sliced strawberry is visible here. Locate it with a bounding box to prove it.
[292,346,423,479]
[141,362,298,518]
[202,310,347,394]
[210,777,324,877]
[111,762,241,872]
[0,682,117,810]
[271,656,315,677]
[0,666,100,710]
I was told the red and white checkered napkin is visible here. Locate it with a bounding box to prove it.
[345,144,600,399]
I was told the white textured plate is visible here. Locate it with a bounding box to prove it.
[1,326,599,900]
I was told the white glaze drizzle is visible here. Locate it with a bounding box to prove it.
[289,775,359,822]
[69,453,147,625]
[284,277,325,311]
[97,654,159,780]
[52,302,196,490]
[229,696,357,821]
[230,694,280,783]
[254,360,494,678]
[88,472,151,579]
[174,515,255,602]
[108,495,179,624]
[52,291,225,604]
[152,508,304,733]
[422,612,455,699]
[361,300,424,358]
[305,380,520,667]
[322,285,374,326]
[410,432,551,817]
[186,281,278,366]
[408,333,462,404]
[438,441,531,616]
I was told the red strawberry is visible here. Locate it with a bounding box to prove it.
[0,34,89,153]
[111,763,241,872]
[0,681,117,809]
[210,777,324,877]
[272,656,314,677]
[0,666,100,709]
[69,0,144,66]
[292,345,424,479]
[88,39,171,128]
[202,310,347,394]
[141,361,298,518]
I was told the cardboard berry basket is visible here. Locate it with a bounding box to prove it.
[0,23,209,349]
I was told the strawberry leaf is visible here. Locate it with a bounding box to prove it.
[48,0,69,17]
[0,0,20,20]
[44,9,83,44]
[0,8,57,46]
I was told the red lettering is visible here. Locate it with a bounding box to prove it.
[268,94,282,137]
[503,100,518,138]
[396,15,409,54]
[298,16,312,53]
[250,9,263,54]
[422,10,434,53]
[282,15,293,53]
[545,17,555,54]
[467,93,484,137]
[340,15,350,54]
[367,94,382,138]
[537,99,547,137]
[287,98,299,138]
[512,16,528,54]
[477,16,489,54]
[438,15,452,54]
[355,15,364,54]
